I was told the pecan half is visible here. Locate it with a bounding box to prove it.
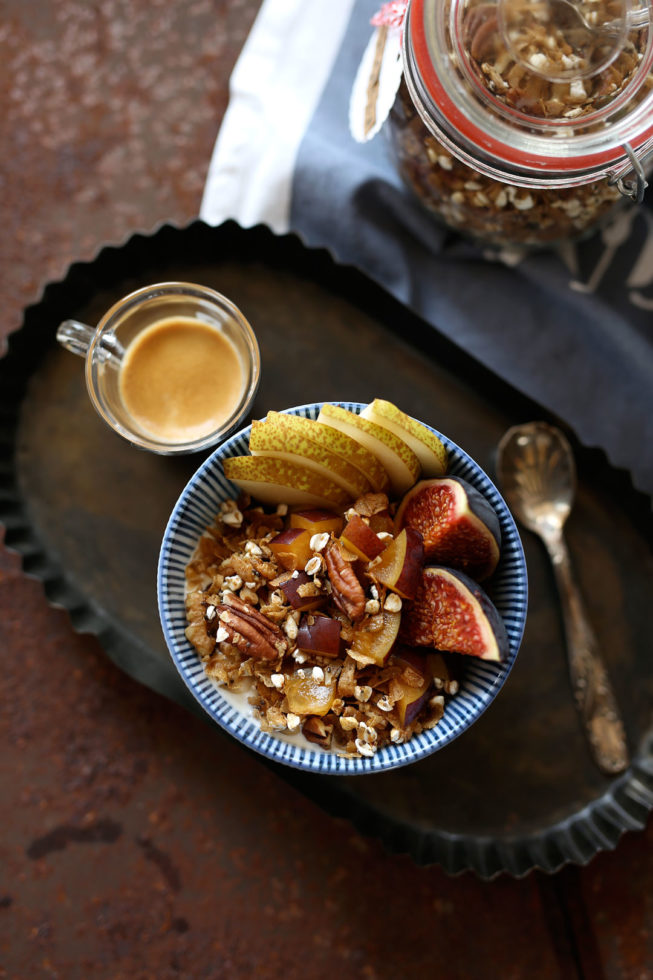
[324,543,366,621]
[221,591,285,637]
[216,594,288,661]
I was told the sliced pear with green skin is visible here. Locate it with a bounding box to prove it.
[317,403,420,497]
[249,419,370,499]
[360,399,448,477]
[223,455,350,509]
[266,411,389,493]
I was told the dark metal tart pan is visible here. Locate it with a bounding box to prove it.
[1,220,651,878]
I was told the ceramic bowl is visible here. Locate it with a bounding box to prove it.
[157,401,528,774]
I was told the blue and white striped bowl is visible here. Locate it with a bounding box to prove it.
[157,402,528,774]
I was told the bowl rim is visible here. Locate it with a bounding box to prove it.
[157,401,528,774]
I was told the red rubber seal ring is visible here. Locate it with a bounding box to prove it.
[408,0,653,173]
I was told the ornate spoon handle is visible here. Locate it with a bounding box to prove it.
[543,529,629,774]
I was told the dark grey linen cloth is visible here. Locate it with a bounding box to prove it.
[290,0,653,497]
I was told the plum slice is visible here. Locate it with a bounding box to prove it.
[296,613,342,658]
[427,651,461,695]
[340,513,387,561]
[390,647,432,725]
[395,477,501,581]
[400,566,508,662]
[280,572,327,611]
[370,527,424,599]
[289,509,344,536]
[269,528,313,571]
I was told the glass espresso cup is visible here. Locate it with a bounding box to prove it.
[57,282,260,454]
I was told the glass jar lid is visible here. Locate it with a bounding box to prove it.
[405,0,653,183]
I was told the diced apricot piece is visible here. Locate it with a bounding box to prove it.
[269,528,313,571]
[285,672,336,716]
[370,527,424,599]
[340,513,387,562]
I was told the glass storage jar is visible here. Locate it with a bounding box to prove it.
[387,0,653,246]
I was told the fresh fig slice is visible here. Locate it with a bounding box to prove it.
[395,477,501,581]
[400,566,509,662]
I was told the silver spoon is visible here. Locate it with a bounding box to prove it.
[550,0,650,40]
[496,422,629,775]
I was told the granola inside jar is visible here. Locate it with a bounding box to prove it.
[387,0,653,246]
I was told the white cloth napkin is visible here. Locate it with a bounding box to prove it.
[201,0,355,233]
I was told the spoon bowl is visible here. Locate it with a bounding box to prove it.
[550,0,649,40]
[497,422,574,537]
[498,0,649,82]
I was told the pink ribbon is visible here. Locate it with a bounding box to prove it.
[371,1,408,30]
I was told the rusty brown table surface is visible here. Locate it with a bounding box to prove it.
[0,2,651,978]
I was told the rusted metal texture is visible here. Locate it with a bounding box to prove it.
[0,1,652,977]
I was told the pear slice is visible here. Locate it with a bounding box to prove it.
[266,412,389,493]
[360,399,447,477]
[317,404,420,496]
[249,419,370,499]
[223,455,350,509]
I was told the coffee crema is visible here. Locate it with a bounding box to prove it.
[118,316,245,444]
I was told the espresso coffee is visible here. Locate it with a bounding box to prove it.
[118,316,245,443]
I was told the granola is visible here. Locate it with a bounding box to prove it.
[389,78,623,246]
[184,491,459,758]
[388,0,652,246]
[466,0,647,117]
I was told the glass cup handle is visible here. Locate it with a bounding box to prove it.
[56,319,125,362]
